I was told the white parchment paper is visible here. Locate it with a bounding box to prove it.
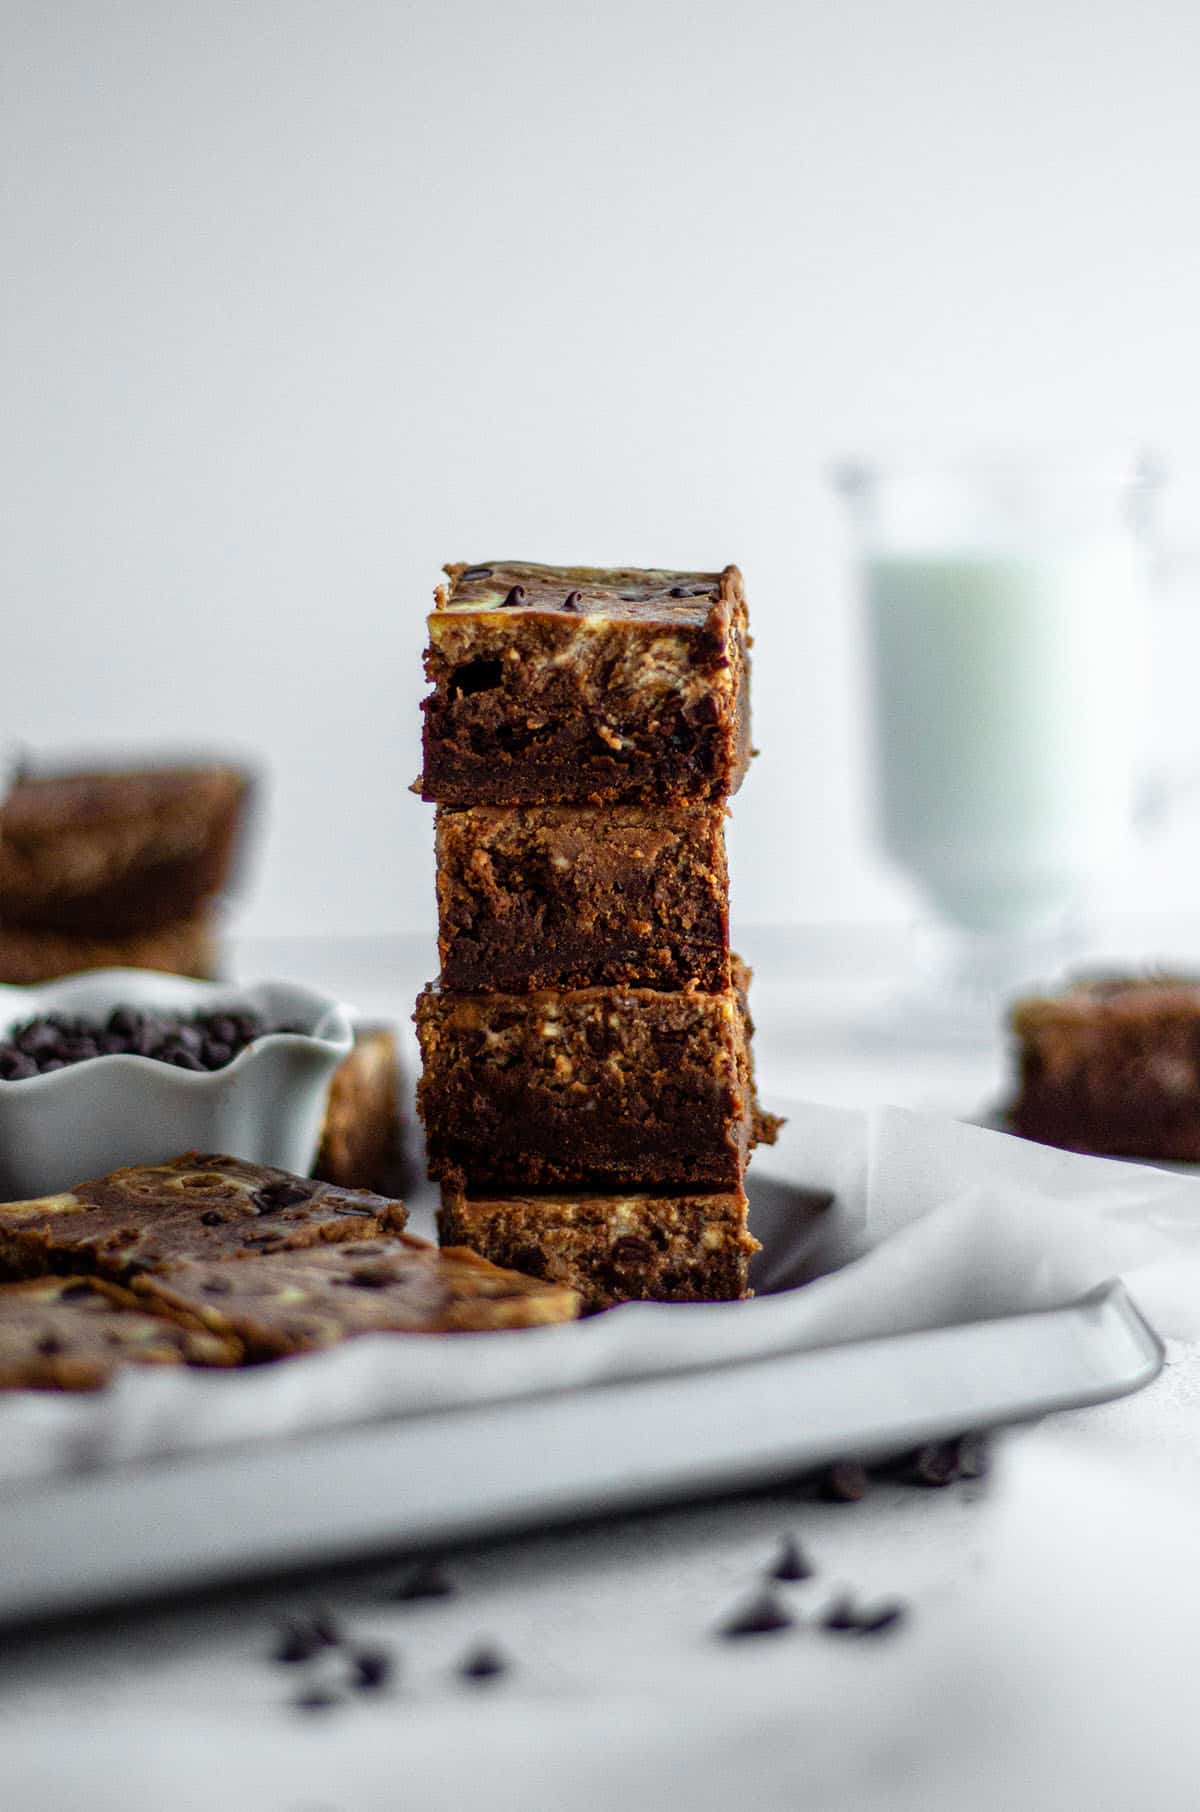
[2,1100,1199,1489]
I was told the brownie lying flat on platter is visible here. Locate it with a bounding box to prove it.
[133,1234,581,1356]
[0,911,216,985]
[0,1274,241,1388]
[437,1179,759,1310]
[435,802,730,993]
[1009,974,1200,1159]
[416,956,776,1190]
[0,1154,409,1283]
[0,764,251,937]
[416,562,751,806]
[314,1023,404,1192]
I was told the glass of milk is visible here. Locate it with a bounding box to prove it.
[838,453,1160,1030]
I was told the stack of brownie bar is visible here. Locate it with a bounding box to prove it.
[414,561,777,1310]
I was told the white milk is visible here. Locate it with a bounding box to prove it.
[865,543,1147,933]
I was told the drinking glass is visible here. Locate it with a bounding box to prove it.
[836,452,1162,1038]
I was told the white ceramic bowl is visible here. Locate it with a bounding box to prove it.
[0,968,355,1198]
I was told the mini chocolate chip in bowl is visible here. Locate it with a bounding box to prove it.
[0,1005,317,1081]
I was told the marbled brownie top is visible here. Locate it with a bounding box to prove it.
[436,562,739,626]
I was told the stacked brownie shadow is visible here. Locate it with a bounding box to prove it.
[414,561,776,1310]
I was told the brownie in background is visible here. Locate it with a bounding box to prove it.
[0,759,254,983]
[1009,974,1200,1160]
[314,1024,405,1194]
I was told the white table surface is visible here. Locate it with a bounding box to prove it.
[6,927,1200,1812]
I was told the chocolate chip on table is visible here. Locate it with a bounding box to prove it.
[717,1589,794,1640]
[292,1686,342,1713]
[821,1460,869,1503]
[352,1647,394,1692]
[821,1593,908,1637]
[895,1442,962,1488]
[274,1620,322,1665]
[820,1593,860,1632]
[58,1280,94,1300]
[562,590,584,610]
[199,1210,225,1227]
[457,1642,509,1683]
[855,1600,907,1636]
[769,1535,814,1583]
[501,585,527,607]
[390,1559,457,1603]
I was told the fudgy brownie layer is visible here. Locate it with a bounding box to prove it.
[0,1154,409,1284]
[1010,975,1200,1160]
[0,765,251,936]
[435,802,730,993]
[0,911,216,985]
[313,1023,404,1192]
[416,562,751,805]
[133,1234,581,1356]
[0,1275,241,1389]
[437,1180,758,1310]
[416,957,768,1190]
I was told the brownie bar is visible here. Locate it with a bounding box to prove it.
[1009,975,1200,1159]
[314,1023,404,1192]
[0,1154,408,1283]
[0,1275,241,1388]
[416,562,751,805]
[133,1234,581,1356]
[438,1179,759,1310]
[0,764,251,936]
[435,802,730,992]
[416,957,770,1189]
[0,911,216,985]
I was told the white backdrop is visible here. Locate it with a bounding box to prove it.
[3,0,1200,940]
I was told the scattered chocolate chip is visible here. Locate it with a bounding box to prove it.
[273,1620,323,1665]
[352,1647,394,1691]
[769,1535,814,1583]
[461,565,493,581]
[390,1559,457,1603]
[856,1600,907,1636]
[718,1589,794,1640]
[58,1280,95,1301]
[202,1276,233,1295]
[35,1333,64,1356]
[821,1594,859,1632]
[956,1433,991,1480]
[820,1593,908,1636]
[292,1687,341,1713]
[896,1442,961,1487]
[562,590,584,610]
[345,1268,390,1289]
[821,1460,869,1503]
[458,1642,508,1682]
[501,585,527,608]
[199,1210,225,1227]
[310,1608,343,1648]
